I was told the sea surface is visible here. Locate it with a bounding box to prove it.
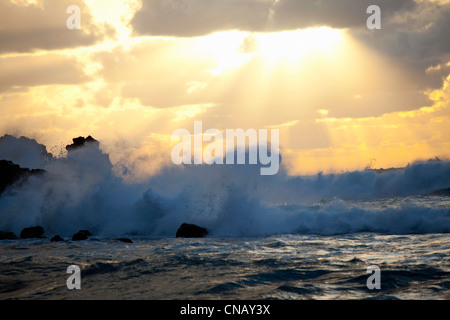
[1,200,449,300]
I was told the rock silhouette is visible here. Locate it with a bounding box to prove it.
[0,160,45,195]
[176,223,208,238]
[20,226,44,239]
[50,235,64,242]
[66,136,98,152]
[0,231,18,240]
[72,230,93,241]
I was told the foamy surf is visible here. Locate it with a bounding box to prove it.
[0,134,449,238]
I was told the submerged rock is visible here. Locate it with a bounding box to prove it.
[176,223,208,238]
[116,238,133,243]
[72,230,93,241]
[428,187,450,196]
[0,231,19,240]
[50,235,64,242]
[20,226,44,239]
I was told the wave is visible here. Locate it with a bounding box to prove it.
[0,134,449,237]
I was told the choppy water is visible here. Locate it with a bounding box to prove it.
[1,232,449,300]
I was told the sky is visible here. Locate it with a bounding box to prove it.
[0,0,449,177]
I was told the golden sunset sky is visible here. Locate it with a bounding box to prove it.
[1,0,449,177]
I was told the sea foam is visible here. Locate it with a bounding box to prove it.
[0,134,449,237]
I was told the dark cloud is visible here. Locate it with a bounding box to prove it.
[131,0,271,37]
[0,0,114,54]
[270,0,415,30]
[352,0,450,89]
[131,0,416,36]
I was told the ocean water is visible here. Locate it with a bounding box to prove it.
[0,230,449,300]
[0,135,450,300]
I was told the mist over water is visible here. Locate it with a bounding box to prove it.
[0,134,449,238]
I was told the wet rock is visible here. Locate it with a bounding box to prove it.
[0,160,45,195]
[72,230,93,241]
[20,226,44,239]
[176,223,208,238]
[50,235,64,242]
[0,231,18,240]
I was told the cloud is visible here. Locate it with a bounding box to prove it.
[0,0,114,54]
[93,37,234,108]
[130,0,450,91]
[0,53,90,92]
[351,0,450,89]
[270,0,415,30]
[91,29,433,124]
[131,0,272,37]
[131,0,416,37]
[297,73,450,173]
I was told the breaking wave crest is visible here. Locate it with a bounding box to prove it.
[0,134,449,237]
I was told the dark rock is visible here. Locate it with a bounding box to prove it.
[20,226,44,239]
[116,238,133,243]
[50,235,64,242]
[72,230,93,241]
[66,136,98,152]
[0,160,45,195]
[176,223,208,238]
[0,231,18,240]
[428,187,450,196]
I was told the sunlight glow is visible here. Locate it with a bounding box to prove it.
[193,27,344,76]
[255,27,344,63]
[193,31,256,76]
[85,0,141,40]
